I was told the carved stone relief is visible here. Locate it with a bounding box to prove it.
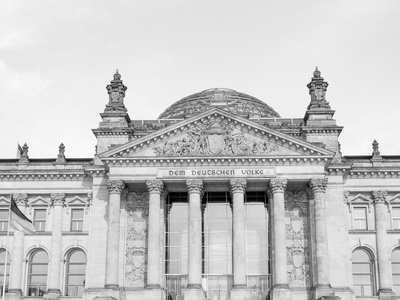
[285,191,311,287]
[153,117,278,156]
[125,192,149,288]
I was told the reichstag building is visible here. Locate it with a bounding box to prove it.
[1,69,399,300]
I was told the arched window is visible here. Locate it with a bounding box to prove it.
[65,250,86,296]
[352,248,375,296]
[0,249,10,295]
[392,248,400,295]
[27,250,48,297]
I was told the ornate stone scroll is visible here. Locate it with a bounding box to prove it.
[146,180,164,194]
[107,180,125,194]
[50,193,66,206]
[125,192,149,287]
[153,118,278,157]
[186,179,203,194]
[269,178,288,193]
[285,191,311,287]
[230,179,247,194]
[309,178,328,193]
[372,190,388,203]
[12,194,28,206]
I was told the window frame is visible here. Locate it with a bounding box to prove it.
[0,209,8,232]
[70,208,84,232]
[391,248,400,295]
[351,248,376,296]
[391,206,400,230]
[351,205,369,230]
[27,249,49,297]
[33,209,47,232]
[64,249,87,296]
[0,248,10,295]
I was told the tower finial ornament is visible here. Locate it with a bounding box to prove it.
[307,67,331,110]
[372,139,382,159]
[104,70,127,113]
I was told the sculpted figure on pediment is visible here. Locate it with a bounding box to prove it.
[153,118,279,156]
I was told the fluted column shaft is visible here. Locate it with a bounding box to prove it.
[9,194,28,294]
[186,179,203,289]
[270,178,289,288]
[309,178,331,288]
[105,180,125,289]
[230,179,247,288]
[146,180,164,289]
[373,191,393,293]
[48,193,66,293]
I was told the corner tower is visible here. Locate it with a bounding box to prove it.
[92,71,133,162]
[301,68,343,163]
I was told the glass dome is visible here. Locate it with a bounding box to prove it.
[158,88,280,119]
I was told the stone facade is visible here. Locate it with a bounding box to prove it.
[0,69,399,300]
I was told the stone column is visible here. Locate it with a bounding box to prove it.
[372,191,395,300]
[184,179,205,300]
[8,194,28,296]
[309,178,334,299]
[269,178,291,300]
[230,179,250,300]
[46,193,66,297]
[145,180,164,292]
[105,180,125,289]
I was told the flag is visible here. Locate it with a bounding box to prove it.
[9,198,36,234]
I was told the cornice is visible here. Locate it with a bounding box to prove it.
[348,170,400,179]
[300,127,343,135]
[0,170,86,181]
[103,155,331,167]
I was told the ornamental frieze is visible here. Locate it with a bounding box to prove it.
[125,192,149,287]
[153,119,278,156]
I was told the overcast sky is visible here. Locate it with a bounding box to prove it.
[0,0,399,159]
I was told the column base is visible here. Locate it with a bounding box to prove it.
[144,288,164,300]
[270,284,292,300]
[231,286,250,300]
[104,284,119,290]
[312,284,335,300]
[43,290,61,300]
[378,289,396,300]
[184,286,204,300]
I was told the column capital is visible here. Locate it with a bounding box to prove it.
[146,180,164,194]
[372,190,388,204]
[230,179,247,194]
[186,179,203,195]
[107,180,126,194]
[50,193,66,206]
[309,178,328,193]
[269,178,288,193]
[12,193,28,206]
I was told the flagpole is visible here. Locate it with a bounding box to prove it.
[2,194,12,300]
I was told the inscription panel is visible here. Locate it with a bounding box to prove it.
[157,168,275,178]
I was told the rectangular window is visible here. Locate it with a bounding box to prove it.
[392,207,400,230]
[33,209,46,231]
[353,207,368,230]
[0,210,8,232]
[70,209,84,232]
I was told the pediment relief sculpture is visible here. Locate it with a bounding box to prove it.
[153,119,280,157]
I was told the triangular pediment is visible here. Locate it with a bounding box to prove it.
[100,109,334,160]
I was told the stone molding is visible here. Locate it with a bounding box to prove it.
[309,178,328,193]
[106,180,125,194]
[230,179,247,194]
[372,190,388,204]
[269,178,288,193]
[145,180,164,194]
[50,193,66,206]
[12,193,28,206]
[186,179,204,195]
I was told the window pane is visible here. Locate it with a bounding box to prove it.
[71,209,84,219]
[352,249,370,262]
[30,264,48,274]
[68,264,86,273]
[34,210,46,219]
[32,251,48,263]
[69,251,86,262]
[352,263,370,273]
[392,208,400,218]
[392,249,400,262]
[0,211,8,219]
[392,263,400,273]
[353,275,372,284]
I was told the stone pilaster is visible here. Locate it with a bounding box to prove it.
[372,191,395,300]
[145,180,164,295]
[8,194,29,297]
[105,180,125,289]
[45,193,66,299]
[309,178,334,299]
[184,179,205,300]
[230,179,250,300]
[269,178,292,300]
